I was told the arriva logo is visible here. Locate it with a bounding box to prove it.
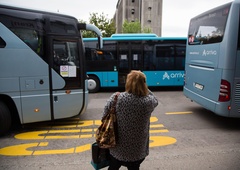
[162,72,184,80]
[202,49,217,56]
[163,72,170,80]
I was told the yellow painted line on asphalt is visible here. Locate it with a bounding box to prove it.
[0,137,176,156]
[150,129,169,133]
[0,142,92,156]
[150,124,164,128]
[80,134,93,138]
[0,143,37,156]
[81,129,93,132]
[94,120,102,126]
[150,116,158,122]
[53,120,94,128]
[15,129,95,140]
[34,143,75,155]
[165,111,193,115]
[25,120,95,129]
[45,135,80,139]
[0,116,178,156]
[150,136,176,147]
[15,131,48,140]
[48,129,80,133]
[150,124,168,133]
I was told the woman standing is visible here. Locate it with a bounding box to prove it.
[102,70,158,170]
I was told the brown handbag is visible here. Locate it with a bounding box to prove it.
[95,92,120,148]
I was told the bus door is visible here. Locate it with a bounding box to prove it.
[130,41,143,70]
[118,41,130,86]
[50,38,85,119]
[118,41,143,87]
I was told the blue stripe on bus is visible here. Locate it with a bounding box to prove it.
[87,71,118,87]
[87,71,184,87]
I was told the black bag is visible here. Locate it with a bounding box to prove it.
[91,142,110,170]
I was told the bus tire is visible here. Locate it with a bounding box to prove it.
[0,101,12,136]
[88,75,100,93]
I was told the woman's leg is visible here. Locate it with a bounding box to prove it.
[108,155,122,170]
[125,158,145,170]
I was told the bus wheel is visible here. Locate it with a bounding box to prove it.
[0,101,12,136]
[88,76,100,93]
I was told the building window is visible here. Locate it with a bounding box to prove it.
[131,9,135,14]
[148,20,151,23]
[148,7,152,10]
[132,0,135,2]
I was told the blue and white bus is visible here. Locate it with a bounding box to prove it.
[184,0,240,117]
[84,34,186,92]
[0,5,103,135]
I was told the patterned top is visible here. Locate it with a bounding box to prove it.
[102,91,158,162]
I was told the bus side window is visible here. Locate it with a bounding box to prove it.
[144,51,155,70]
[53,41,78,73]
[175,46,186,70]
[95,50,114,60]
[11,28,40,53]
[85,48,97,61]
[155,46,174,70]
[143,44,155,71]
[0,37,6,48]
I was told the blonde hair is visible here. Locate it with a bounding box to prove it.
[125,70,149,96]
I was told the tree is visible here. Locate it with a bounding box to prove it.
[81,12,116,38]
[122,20,152,33]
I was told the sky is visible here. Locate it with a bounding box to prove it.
[0,0,233,37]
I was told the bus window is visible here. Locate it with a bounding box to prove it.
[92,49,114,61]
[10,28,44,57]
[50,18,77,34]
[119,42,129,69]
[53,41,80,89]
[175,46,185,70]
[143,43,155,70]
[155,45,174,70]
[103,41,117,60]
[0,37,6,48]
[131,42,142,70]
[188,5,230,45]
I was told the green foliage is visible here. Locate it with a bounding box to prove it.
[122,20,152,33]
[80,14,152,37]
[81,12,116,38]
[142,27,152,33]
[122,20,141,33]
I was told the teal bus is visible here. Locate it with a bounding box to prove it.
[0,5,103,135]
[184,0,240,117]
[84,34,186,92]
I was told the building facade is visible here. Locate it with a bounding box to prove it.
[114,0,162,36]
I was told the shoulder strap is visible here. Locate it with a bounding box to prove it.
[112,92,120,107]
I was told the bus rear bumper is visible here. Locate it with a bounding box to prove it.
[183,86,230,117]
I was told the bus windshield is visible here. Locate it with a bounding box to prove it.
[188,4,231,45]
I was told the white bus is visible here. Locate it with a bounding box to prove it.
[0,5,103,135]
[184,0,240,117]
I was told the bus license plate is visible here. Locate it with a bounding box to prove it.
[194,83,204,90]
